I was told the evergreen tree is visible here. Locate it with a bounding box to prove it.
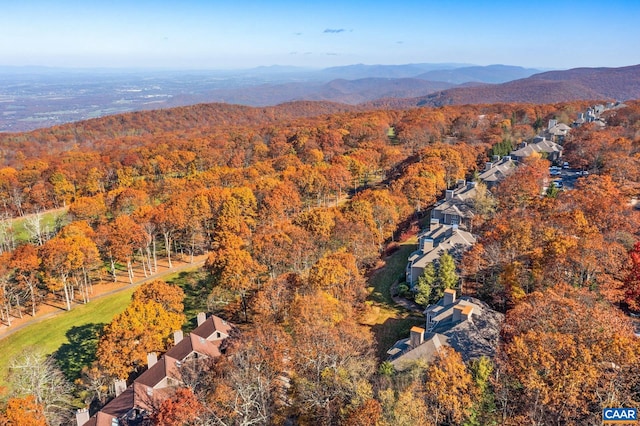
[438,252,458,291]
[415,262,436,306]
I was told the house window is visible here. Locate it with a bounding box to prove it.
[111,419,119,426]
[451,215,459,225]
[146,387,153,397]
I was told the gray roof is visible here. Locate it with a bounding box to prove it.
[389,333,445,371]
[387,293,504,370]
[410,225,476,271]
[511,138,562,159]
[478,157,517,184]
[427,296,504,361]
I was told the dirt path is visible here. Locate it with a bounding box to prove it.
[0,253,209,341]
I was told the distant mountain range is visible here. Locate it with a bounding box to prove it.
[195,64,541,106]
[1,63,638,132]
[402,64,640,107]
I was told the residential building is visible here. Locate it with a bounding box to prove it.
[510,138,563,163]
[431,180,477,229]
[477,155,517,189]
[544,119,571,142]
[406,219,476,286]
[77,313,233,426]
[387,289,504,371]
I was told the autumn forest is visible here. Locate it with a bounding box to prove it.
[0,98,640,425]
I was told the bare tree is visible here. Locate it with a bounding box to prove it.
[8,349,74,426]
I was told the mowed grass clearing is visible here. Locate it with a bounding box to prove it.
[0,267,203,387]
[10,207,68,243]
[0,288,133,386]
[362,237,424,360]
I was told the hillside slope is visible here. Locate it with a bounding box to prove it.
[387,64,640,107]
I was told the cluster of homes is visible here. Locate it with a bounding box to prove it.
[76,313,233,426]
[388,104,614,369]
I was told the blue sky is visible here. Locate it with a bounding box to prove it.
[1,0,639,70]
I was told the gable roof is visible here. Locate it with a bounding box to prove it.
[387,292,504,370]
[81,314,233,426]
[388,333,445,371]
[410,224,476,272]
[478,156,517,184]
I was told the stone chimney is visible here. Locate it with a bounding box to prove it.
[114,379,127,397]
[456,179,466,189]
[409,326,425,349]
[443,288,456,306]
[174,330,183,345]
[484,161,493,171]
[429,218,440,230]
[75,408,90,426]
[445,189,454,200]
[147,352,158,368]
[197,312,206,326]
[466,181,477,190]
[503,155,512,161]
[492,155,500,162]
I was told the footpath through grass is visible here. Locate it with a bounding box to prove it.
[362,237,425,360]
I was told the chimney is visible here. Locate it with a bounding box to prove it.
[75,408,90,426]
[174,330,183,345]
[409,326,425,348]
[466,181,477,190]
[147,352,158,368]
[453,306,463,322]
[456,179,466,189]
[421,238,434,252]
[430,218,440,230]
[462,305,473,322]
[197,312,206,326]
[114,379,127,397]
[443,289,456,305]
[548,119,557,130]
[484,162,493,171]
[519,141,528,148]
[445,189,454,200]
[503,155,512,161]
[492,155,500,162]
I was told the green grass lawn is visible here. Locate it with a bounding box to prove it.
[166,269,212,331]
[363,237,424,360]
[11,208,68,243]
[0,288,134,386]
[0,265,207,387]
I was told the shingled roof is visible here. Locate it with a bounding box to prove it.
[78,314,233,426]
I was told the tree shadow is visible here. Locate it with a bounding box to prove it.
[53,322,105,381]
[370,315,425,361]
[167,270,212,331]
